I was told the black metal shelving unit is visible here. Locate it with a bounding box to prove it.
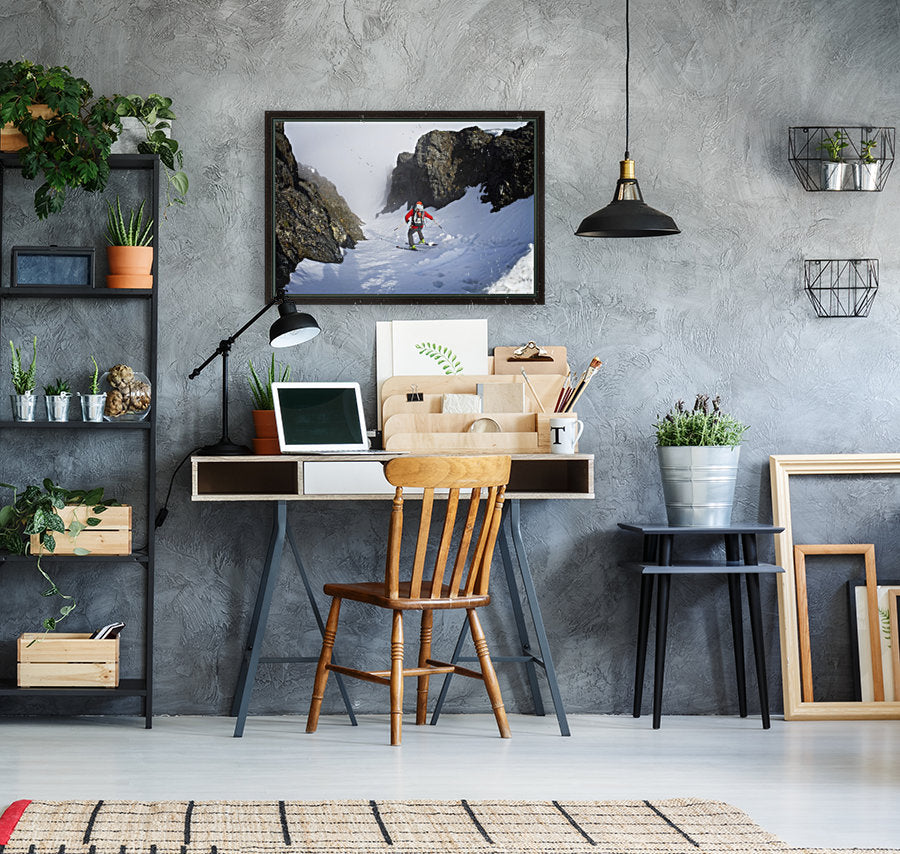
[0,152,158,728]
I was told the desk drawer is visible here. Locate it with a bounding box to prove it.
[303,461,394,495]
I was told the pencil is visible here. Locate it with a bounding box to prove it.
[521,368,546,413]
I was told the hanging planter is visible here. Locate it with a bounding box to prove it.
[804,259,879,318]
[789,126,895,192]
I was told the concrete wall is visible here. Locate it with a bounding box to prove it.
[2,0,899,718]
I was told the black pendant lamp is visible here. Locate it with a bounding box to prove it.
[575,0,680,238]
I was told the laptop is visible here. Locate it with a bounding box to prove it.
[272,382,370,454]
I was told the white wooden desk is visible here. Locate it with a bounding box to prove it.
[192,453,594,737]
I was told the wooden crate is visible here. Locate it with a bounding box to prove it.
[29,505,132,556]
[17,633,119,688]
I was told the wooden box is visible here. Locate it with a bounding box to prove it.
[17,633,120,688]
[29,505,132,556]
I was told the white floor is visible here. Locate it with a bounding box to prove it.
[0,714,898,850]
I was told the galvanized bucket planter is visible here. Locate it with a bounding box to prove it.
[658,445,740,527]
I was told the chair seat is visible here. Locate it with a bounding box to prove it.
[323,580,491,610]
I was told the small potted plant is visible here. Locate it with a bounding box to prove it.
[79,356,106,422]
[817,130,849,190]
[105,197,153,289]
[9,337,37,421]
[0,59,119,218]
[654,394,749,527]
[853,138,880,191]
[43,377,72,422]
[111,94,188,211]
[249,354,291,454]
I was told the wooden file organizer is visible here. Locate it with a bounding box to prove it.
[382,374,569,453]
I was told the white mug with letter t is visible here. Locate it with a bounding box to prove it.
[549,415,584,454]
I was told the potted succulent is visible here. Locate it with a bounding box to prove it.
[853,138,880,191]
[105,197,153,289]
[817,130,849,191]
[0,59,119,218]
[79,355,106,422]
[43,377,72,422]
[654,394,749,527]
[111,94,188,210]
[249,355,291,454]
[9,337,37,421]
[0,479,119,634]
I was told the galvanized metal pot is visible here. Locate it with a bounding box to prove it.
[658,445,741,527]
[821,161,847,190]
[79,392,107,422]
[45,393,71,422]
[10,393,36,421]
[852,161,880,191]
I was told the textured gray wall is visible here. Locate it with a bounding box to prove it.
[2,0,899,719]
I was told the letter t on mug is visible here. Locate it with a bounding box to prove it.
[549,416,584,454]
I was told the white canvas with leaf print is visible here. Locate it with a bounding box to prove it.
[390,319,488,377]
[854,585,898,702]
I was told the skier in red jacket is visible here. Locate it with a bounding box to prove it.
[404,201,434,248]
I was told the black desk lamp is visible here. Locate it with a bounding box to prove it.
[189,286,320,455]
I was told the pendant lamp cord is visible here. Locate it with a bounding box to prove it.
[624,0,630,160]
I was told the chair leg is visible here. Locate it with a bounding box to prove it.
[390,610,404,746]
[417,609,433,725]
[306,597,341,734]
[468,609,510,738]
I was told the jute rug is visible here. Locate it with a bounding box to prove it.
[1,799,896,854]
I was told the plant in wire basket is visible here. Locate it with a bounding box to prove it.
[655,394,749,447]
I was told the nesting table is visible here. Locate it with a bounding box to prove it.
[619,523,784,729]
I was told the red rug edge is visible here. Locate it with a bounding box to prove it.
[0,801,30,845]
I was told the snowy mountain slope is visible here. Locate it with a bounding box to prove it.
[287,188,534,297]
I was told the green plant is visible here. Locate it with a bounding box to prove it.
[43,377,70,396]
[817,130,849,163]
[88,355,101,394]
[655,394,749,447]
[414,342,463,375]
[249,354,291,410]
[114,94,188,210]
[0,59,119,218]
[0,480,119,634]
[9,337,37,394]
[861,138,878,164]
[106,197,153,246]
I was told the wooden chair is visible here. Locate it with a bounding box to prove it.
[306,455,512,745]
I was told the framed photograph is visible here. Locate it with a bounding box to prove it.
[265,111,544,304]
[11,246,95,288]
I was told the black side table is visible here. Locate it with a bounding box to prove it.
[618,523,784,730]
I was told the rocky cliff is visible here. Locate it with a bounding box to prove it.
[382,123,534,214]
[274,122,364,288]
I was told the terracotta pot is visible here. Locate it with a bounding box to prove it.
[252,437,281,455]
[106,274,153,289]
[107,245,153,276]
[1,104,56,152]
[252,409,277,439]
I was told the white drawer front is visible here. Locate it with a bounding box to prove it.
[303,461,394,495]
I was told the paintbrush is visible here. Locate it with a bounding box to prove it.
[521,368,546,413]
[563,356,603,413]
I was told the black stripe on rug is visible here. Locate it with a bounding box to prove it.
[552,801,596,846]
[369,801,392,846]
[278,801,291,846]
[644,801,700,848]
[461,800,493,845]
[83,801,104,845]
[184,800,194,845]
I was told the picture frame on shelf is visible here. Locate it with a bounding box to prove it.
[10,246,95,288]
[265,110,545,304]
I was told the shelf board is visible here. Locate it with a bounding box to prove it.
[0,677,147,696]
[0,286,153,298]
[0,419,151,430]
[0,152,158,171]
[0,551,149,565]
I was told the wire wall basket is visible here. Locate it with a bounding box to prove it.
[789,127,895,191]
[804,259,879,318]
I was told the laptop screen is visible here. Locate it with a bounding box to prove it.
[272,383,368,452]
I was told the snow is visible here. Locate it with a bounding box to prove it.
[287,188,535,297]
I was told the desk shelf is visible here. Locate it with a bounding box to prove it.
[0,677,147,697]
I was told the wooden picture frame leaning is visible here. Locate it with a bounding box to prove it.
[770,453,900,720]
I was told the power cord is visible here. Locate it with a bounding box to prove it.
[155,446,202,528]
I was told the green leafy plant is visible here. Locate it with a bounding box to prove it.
[861,138,878,164]
[880,607,891,647]
[0,59,119,218]
[114,94,188,210]
[0,480,119,634]
[414,342,463,375]
[9,337,37,394]
[249,354,291,410]
[817,130,849,163]
[88,355,101,394]
[655,394,749,447]
[43,377,70,396]
[106,197,153,246]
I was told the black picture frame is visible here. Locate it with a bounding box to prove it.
[265,111,545,305]
[11,246,95,288]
